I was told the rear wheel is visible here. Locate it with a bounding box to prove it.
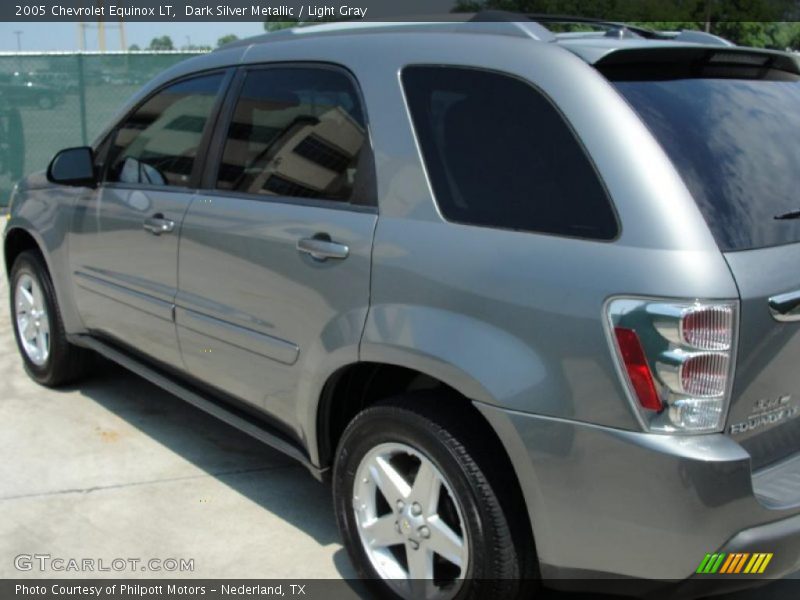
[333,395,532,600]
[10,250,91,386]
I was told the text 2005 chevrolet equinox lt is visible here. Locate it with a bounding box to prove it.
[5,14,800,599]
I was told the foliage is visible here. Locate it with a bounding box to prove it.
[217,34,240,47]
[453,0,800,49]
[264,20,304,32]
[147,36,174,51]
[263,14,349,32]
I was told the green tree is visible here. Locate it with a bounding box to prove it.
[147,35,174,51]
[264,20,302,32]
[128,43,141,51]
[181,43,212,51]
[453,0,800,48]
[790,25,800,49]
[217,34,239,47]
[714,21,800,49]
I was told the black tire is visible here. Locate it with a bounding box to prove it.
[333,393,536,600]
[9,250,91,386]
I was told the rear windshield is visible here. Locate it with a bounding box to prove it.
[610,74,800,252]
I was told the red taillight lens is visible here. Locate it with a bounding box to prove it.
[614,327,662,411]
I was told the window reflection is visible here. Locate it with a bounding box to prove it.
[614,76,800,251]
[107,74,223,187]
[217,68,366,202]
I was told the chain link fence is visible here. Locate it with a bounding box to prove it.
[0,51,207,208]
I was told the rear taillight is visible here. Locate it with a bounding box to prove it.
[613,327,662,411]
[606,298,738,433]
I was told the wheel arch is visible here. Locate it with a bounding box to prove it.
[315,359,538,576]
[316,361,455,468]
[4,226,47,277]
[4,223,85,336]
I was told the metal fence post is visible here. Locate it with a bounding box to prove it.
[77,53,88,145]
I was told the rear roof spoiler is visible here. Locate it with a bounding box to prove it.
[595,46,800,76]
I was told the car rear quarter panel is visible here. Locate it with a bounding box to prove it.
[277,33,739,428]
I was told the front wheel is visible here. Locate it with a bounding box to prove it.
[333,396,531,600]
[10,250,91,386]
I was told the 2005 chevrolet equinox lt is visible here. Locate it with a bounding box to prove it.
[6,13,800,599]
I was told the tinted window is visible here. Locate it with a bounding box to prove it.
[612,76,800,251]
[402,67,617,240]
[106,73,223,187]
[216,67,368,203]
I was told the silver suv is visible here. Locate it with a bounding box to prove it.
[5,16,800,598]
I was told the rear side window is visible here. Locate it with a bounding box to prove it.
[106,73,224,187]
[216,67,369,203]
[402,66,618,240]
[611,74,800,252]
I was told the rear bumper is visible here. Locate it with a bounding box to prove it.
[718,513,800,578]
[475,403,800,589]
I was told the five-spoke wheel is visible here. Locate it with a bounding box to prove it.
[9,250,91,386]
[353,442,469,599]
[14,272,51,366]
[334,395,532,600]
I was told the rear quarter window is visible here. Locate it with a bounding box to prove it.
[402,66,618,240]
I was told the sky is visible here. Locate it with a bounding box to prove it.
[0,21,268,51]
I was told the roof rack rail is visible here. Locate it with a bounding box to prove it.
[524,14,670,39]
[469,10,556,41]
[671,30,735,47]
[472,11,734,46]
[214,12,735,52]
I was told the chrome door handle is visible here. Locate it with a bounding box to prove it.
[297,236,349,261]
[769,290,800,322]
[143,215,175,235]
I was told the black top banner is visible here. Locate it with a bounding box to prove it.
[3,0,800,23]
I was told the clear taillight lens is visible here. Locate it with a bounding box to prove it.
[682,306,734,351]
[680,353,729,397]
[606,298,738,433]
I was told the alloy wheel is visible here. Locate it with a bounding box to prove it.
[14,273,50,366]
[352,442,470,600]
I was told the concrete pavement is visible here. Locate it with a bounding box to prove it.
[0,244,355,581]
